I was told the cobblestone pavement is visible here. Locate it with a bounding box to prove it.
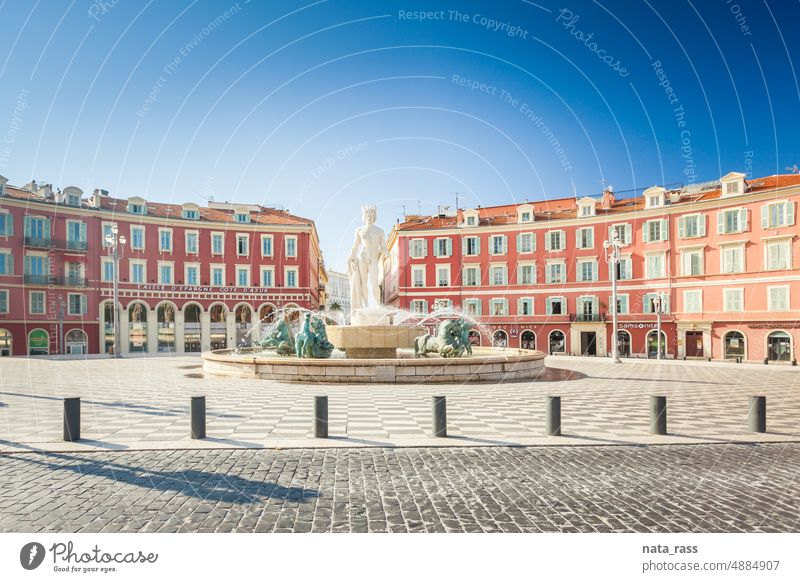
[0,356,798,451]
[1,444,798,533]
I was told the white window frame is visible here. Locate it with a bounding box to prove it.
[680,247,705,276]
[545,260,565,284]
[610,223,632,246]
[129,259,147,284]
[409,238,427,259]
[489,298,508,316]
[411,265,426,288]
[463,236,480,256]
[518,297,534,316]
[719,243,746,274]
[517,232,535,254]
[545,230,566,251]
[612,293,630,315]
[462,265,480,287]
[432,237,452,258]
[517,261,536,285]
[236,266,250,287]
[723,288,744,312]
[211,232,224,256]
[576,227,594,249]
[67,293,86,316]
[210,264,225,287]
[435,264,451,287]
[764,238,792,271]
[678,214,706,239]
[101,257,114,282]
[235,233,250,257]
[767,285,790,312]
[762,200,795,229]
[0,289,8,314]
[29,290,46,315]
[410,299,428,314]
[577,259,597,282]
[645,252,667,279]
[285,235,298,258]
[130,225,145,250]
[718,208,749,234]
[185,230,200,255]
[260,266,275,288]
[489,263,508,286]
[488,235,508,256]
[157,261,174,284]
[284,266,299,288]
[158,228,173,253]
[184,263,201,286]
[683,289,702,314]
[260,234,274,257]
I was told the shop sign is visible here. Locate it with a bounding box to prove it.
[29,329,49,348]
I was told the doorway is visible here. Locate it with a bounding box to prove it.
[685,331,704,358]
[580,331,597,356]
[616,330,631,357]
[767,331,791,362]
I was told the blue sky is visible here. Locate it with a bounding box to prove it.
[0,0,798,270]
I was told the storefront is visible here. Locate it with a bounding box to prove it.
[27,329,50,356]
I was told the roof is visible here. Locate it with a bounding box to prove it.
[394,173,800,231]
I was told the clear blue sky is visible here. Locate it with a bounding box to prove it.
[0,0,797,270]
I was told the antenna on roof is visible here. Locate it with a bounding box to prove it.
[785,164,799,174]
[454,192,460,211]
[201,194,215,203]
[417,201,422,215]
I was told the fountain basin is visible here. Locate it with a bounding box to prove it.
[325,324,422,358]
[202,347,546,383]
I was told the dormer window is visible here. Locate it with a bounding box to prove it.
[521,211,531,222]
[182,209,199,220]
[462,209,479,227]
[128,203,146,215]
[234,212,250,223]
[720,172,747,198]
[643,186,665,209]
[516,204,534,223]
[66,194,81,207]
[63,186,83,207]
[576,197,596,217]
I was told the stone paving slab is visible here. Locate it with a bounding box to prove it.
[0,355,798,452]
[1,444,798,533]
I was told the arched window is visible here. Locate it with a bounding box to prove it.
[0,328,13,356]
[723,331,745,359]
[616,330,631,357]
[128,302,148,352]
[235,304,253,347]
[767,331,792,362]
[65,329,88,355]
[647,330,668,358]
[259,304,276,324]
[468,330,481,346]
[184,305,202,352]
[157,304,175,352]
[492,330,508,348]
[209,304,227,350]
[102,302,116,354]
[549,330,565,354]
[520,330,535,350]
[28,329,50,355]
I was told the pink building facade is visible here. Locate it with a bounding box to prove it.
[384,172,800,363]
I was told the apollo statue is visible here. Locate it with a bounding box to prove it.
[347,205,388,311]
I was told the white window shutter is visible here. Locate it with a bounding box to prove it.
[81,295,88,315]
[575,229,581,246]
[661,219,669,240]
[462,238,468,255]
[587,228,593,247]
[559,230,566,250]
[531,233,536,251]
[625,224,632,244]
[698,215,706,236]
[446,238,452,256]
[717,212,724,234]
[432,240,439,258]
[740,208,749,231]
[787,201,795,226]
[422,240,428,258]
[678,216,685,238]
[761,205,769,228]
[475,237,481,255]
[643,222,650,243]
[517,233,522,251]
[502,235,508,254]
[544,232,551,251]
[408,240,414,258]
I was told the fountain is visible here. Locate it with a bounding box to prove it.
[202,205,546,383]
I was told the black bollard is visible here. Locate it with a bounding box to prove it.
[545,396,561,436]
[191,396,206,439]
[764,358,769,365]
[63,397,81,442]
[650,396,667,435]
[432,395,447,437]
[314,395,328,438]
[748,396,766,433]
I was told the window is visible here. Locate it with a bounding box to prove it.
[25,216,50,242]
[433,238,452,257]
[545,230,565,251]
[236,267,250,287]
[490,298,508,316]
[517,263,535,285]
[0,250,12,275]
[436,265,450,287]
[684,290,702,313]
[645,253,666,279]
[520,211,532,222]
[576,227,593,249]
[411,266,425,287]
[578,260,597,282]
[159,229,172,252]
[411,299,427,314]
[681,249,704,276]
[545,297,565,315]
[127,203,146,215]
[234,212,250,223]
[211,233,224,255]
[517,206,534,223]
[463,211,479,227]
[158,263,173,284]
[211,266,224,287]
[765,240,791,270]
[723,288,743,312]
[101,223,114,247]
[66,221,86,245]
[518,297,533,316]
[466,216,477,226]
[66,194,80,207]
[0,213,12,237]
[489,235,507,255]
[185,232,199,254]
[546,261,564,284]
[67,294,87,316]
[463,266,479,286]
[517,232,534,253]
[182,209,199,220]
[646,194,663,208]
[721,245,744,273]
[100,258,114,282]
[261,235,273,257]
[285,267,298,288]
[644,219,668,243]
[409,239,427,258]
[260,267,274,287]
[130,261,146,284]
[24,254,47,278]
[678,214,705,238]
[580,204,594,217]
[29,291,45,315]
[762,201,795,229]
[718,208,748,234]
[643,293,669,314]
[130,226,144,250]
[610,223,632,245]
[725,181,740,196]
[490,264,507,286]
[464,299,481,316]
[463,236,480,256]
[285,236,297,258]
[236,234,249,256]
[614,294,629,314]
[0,289,7,313]
[186,264,199,286]
[768,286,789,311]
[615,257,632,280]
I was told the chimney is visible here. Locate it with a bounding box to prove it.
[601,186,615,210]
[91,188,109,207]
[0,175,7,196]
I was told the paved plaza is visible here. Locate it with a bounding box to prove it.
[0,356,798,451]
[1,444,798,533]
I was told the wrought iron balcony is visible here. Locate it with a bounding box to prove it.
[23,274,86,286]
[23,237,88,252]
[571,312,607,322]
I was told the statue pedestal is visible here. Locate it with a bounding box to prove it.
[326,323,422,359]
[351,307,394,326]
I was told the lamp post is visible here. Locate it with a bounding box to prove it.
[58,295,65,355]
[105,225,126,358]
[654,292,665,360]
[603,230,622,363]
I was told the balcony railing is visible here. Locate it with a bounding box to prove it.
[23,274,86,286]
[571,312,607,322]
[23,237,88,252]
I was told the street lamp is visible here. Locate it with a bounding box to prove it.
[603,230,622,363]
[653,291,666,360]
[105,225,126,358]
[58,295,65,356]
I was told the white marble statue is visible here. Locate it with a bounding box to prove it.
[347,205,387,312]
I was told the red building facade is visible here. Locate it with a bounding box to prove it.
[384,172,800,363]
[0,176,322,356]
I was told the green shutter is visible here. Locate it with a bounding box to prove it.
[446,238,452,256]
[661,219,669,240]
[678,216,685,238]
[462,238,468,255]
[43,218,51,240]
[717,212,724,234]
[761,205,769,228]
[787,201,795,226]
[698,215,706,236]
[475,237,480,255]
[81,295,88,315]
[643,222,650,243]
[502,235,508,254]
[545,297,551,314]
[24,216,31,237]
[4,214,12,236]
[79,222,87,242]
[24,255,31,275]
[740,208,748,231]
[544,232,551,251]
